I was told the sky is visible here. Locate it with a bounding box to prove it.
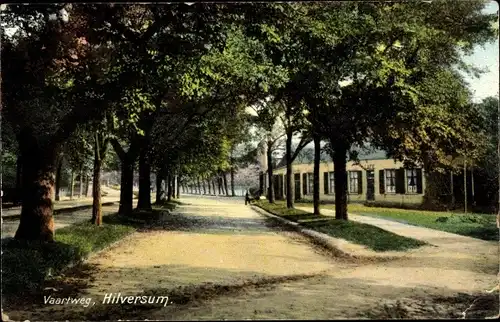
[462,0,499,102]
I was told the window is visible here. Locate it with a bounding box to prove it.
[349,171,359,194]
[406,169,417,193]
[329,172,335,194]
[385,169,396,193]
[307,173,314,194]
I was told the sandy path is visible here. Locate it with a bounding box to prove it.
[7,196,499,320]
[296,206,498,280]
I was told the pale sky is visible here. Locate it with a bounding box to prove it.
[462,0,499,102]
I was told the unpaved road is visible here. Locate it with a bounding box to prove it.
[4,195,499,320]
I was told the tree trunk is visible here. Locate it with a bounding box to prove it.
[55,157,63,201]
[69,170,75,201]
[79,168,83,198]
[119,158,134,215]
[313,134,321,215]
[196,177,201,195]
[170,174,176,199]
[202,177,207,195]
[137,145,152,210]
[15,137,57,242]
[167,172,172,202]
[207,177,212,195]
[217,176,222,195]
[267,145,275,203]
[155,171,165,203]
[111,138,139,215]
[230,167,235,197]
[285,129,293,208]
[91,140,102,226]
[451,171,455,207]
[464,160,467,214]
[14,153,22,205]
[212,179,216,195]
[176,175,180,198]
[223,172,229,196]
[84,173,90,197]
[332,143,348,220]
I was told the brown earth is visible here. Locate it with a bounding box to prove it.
[4,195,499,321]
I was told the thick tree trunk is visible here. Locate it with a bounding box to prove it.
[267,146,274,203]
[15,138,57,242]
[111,138,139,215]
[69,170,75,201]
[231,167,235,197]
[91,154,102,226]
[207,177,212,195]
[119,158,134,215]
[55,158,63,201]
[212,179,216,195]
[137,145,152,210]
[170,174,176,199]
[14,153,22,205]
[223,172,229,196]
[202,177,207,195]
[217,176,222,195]
[332,142,348,220]
[285,130,293,208]
[167,172,172,202]
[313,134,321,215]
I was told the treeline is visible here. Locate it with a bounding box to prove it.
[1,2,497,242]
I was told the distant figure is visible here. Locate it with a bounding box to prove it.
[245,191,250,205]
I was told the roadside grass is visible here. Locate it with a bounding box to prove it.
[296,203,498,241]
[255,201,426,252]
[1,199,182,299]
[2,214,135,297]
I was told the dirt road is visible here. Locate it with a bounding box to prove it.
[5,195,498,320]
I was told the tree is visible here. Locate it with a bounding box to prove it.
[256,1,497,220]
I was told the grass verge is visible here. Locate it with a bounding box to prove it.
[296,203,498,241]
[2,214,137,298]
[255,201,426,252]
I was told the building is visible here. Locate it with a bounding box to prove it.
[259,148,426,204]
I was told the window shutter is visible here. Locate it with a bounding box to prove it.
[416,168,423,194]
[324,172,329,195]
[379,170,385,194]
[396,168,406,194]
[357,171,363,194]
[302,173,307,195]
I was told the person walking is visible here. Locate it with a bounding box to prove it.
[245,190,250,205]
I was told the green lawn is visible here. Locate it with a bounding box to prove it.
[255,201,427,252]
[2,215,135,296]
[2,200,182,298]
[296,203,498,241]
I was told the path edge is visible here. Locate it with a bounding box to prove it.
[250,205,362,259]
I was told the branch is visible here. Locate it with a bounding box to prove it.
[290,136,313,162]
[110,138,126,161]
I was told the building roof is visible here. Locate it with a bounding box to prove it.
[274,146,389,170]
